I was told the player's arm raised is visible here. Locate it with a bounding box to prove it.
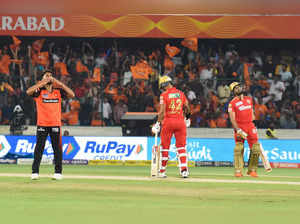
[26,78,50,96]
[52,78,75,98]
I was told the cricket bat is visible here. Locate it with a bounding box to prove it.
[151,132,160,177]
[260,143,272,172]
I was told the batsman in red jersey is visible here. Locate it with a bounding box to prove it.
[152,76,191,178]
[228,82,260,177]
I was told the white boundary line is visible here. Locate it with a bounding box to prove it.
[1,173,300,185]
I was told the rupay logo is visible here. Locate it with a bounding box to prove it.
[0,136,11,158]
[62,137,80,160]
[135,144,144,154]
[84,141,136,157]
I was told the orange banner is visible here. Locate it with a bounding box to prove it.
[131,61,152,80]
[1,15,300,38]
[181,38,198,52]
[9,35,21,50]
[1,0,300,15]
[165,44,180,58]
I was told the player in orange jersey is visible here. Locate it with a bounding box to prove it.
[228,82,260,178]
[26,70,75,180]
[152,76,191,178]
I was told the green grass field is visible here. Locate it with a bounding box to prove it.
[0,165,300,224]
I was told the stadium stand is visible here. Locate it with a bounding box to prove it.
[1,37,300,129]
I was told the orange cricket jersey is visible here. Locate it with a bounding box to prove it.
[33,88,65,126]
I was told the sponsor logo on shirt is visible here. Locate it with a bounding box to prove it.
[43,98,59,103]
[238,105,252,111]
[235,101,242,106]
[168,93,180,98]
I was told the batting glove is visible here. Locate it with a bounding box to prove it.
[185,118,191,128]
[151,122,160,134]
[236,128,248,139]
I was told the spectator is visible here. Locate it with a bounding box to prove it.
[216,112,228,128]
[280,111,297,129]
[63,130,70,136]
[1,37,300,129]
[217,81,230,104]
[280,64,293,86]
[254,97,268,128]
[262,55,275,79]
[113,100,128,125]
[91,112,105,126]
[293,74,300,98]
[102,97,113,126]
[79,97,93,125]
[186,86,197,102]
[268,75,285,108]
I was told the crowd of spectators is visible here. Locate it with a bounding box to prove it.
[1,37,300,129]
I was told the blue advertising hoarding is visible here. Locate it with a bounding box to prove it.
[1,135,300,164]
[0,135,148,161]
[147,137,300,163]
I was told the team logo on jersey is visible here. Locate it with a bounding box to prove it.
[247,99,251,104]
[168,93,180,98]
[42,94,48,98]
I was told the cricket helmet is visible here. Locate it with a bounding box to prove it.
[159,76,172,89]
[229,82,240,92]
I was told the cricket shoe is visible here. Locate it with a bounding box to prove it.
[234,172,243,178]
[157,172,167,178]
[31,173,39,180]
[181,170,189,178]
[52,173,63,180]
[247,171,258,177]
